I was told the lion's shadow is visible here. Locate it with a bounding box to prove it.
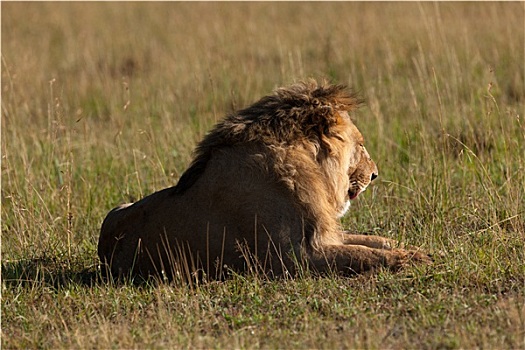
[1,257,178,288]
[2,257,105,288]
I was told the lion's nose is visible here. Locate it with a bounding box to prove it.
[371,173,378,181]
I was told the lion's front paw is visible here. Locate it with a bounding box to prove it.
[389,249,432,270]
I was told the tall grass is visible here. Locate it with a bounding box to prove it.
[2,2,524,349]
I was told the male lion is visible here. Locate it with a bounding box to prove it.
[98,80,430,280]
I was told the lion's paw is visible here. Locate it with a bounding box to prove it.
[390,249,432,270]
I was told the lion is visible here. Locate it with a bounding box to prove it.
[98,80,430,281]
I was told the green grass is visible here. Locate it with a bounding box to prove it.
[2,2,524,349]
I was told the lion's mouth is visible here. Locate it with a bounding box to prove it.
[348,189,361,200]
[348,183,368,200]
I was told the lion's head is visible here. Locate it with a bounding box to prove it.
[333,113,379,217]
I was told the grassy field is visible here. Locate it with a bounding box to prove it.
[2,2,524,349]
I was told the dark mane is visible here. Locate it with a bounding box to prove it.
[172,80,362,195]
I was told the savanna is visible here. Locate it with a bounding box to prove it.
[2,2,524,349]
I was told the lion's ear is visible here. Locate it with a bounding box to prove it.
[334,111,348,125]
[322,111,346,137]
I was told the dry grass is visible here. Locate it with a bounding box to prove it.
[2,2,524,349]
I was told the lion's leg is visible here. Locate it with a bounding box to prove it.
[307,244,431,275]
[341,233,399,250]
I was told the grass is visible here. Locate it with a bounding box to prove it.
[2,2,524,349]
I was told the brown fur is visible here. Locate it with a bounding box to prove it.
[98,80,430,280]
